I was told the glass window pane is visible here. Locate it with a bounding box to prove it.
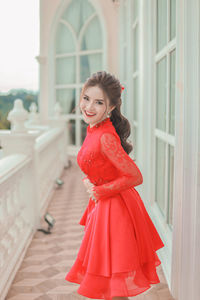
[81,17,102,51]
[133,77,138,121]
[67,119,76,145]
[123,47,127,80]
[81,119,87,143]
[123,2,127,42]
[80,54,102,83]
[170,0,176,40]
[133,0,138,23]
[155,138,166,215]
[56,89,76,114]
[133,126,137,160]
[56,57,76,85]
[169,49,176,135]
[133,25,138,72]
[168,145,174,228]
[122,87,127,116]
[156,0,167,52]
[62,0,94,36]
[56,23,75,54]
[156,57,167,131]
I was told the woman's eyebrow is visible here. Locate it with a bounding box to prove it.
[84,94,105,102]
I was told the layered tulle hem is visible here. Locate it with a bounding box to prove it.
[65,255,162,300]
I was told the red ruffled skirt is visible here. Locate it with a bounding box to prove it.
[65,187,164,299]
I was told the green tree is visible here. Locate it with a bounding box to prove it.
[0,111,10,130]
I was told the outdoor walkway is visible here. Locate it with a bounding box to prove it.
[5,155,174,300]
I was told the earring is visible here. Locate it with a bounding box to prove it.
[107,111,111,117]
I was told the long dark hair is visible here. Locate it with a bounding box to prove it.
[78,71,133,155]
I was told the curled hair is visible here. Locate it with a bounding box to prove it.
[75,71,134,155]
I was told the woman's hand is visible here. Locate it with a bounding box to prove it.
[87,185,98,204]
[82,177,98,204]
[82,177,92,189]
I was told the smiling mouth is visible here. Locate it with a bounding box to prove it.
[85,111,96,117]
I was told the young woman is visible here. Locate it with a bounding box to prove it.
[65,71,165,300]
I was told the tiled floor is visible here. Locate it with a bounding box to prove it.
[5,155,174,300]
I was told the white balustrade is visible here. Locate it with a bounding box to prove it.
[28,102,40,125]
[7,99,29,133]
[0,99,69,298]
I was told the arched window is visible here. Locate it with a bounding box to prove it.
[54,0,104,149]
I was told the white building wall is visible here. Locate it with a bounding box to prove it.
[38,0,200,299]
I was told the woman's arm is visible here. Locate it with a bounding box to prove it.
[92,132,143,201]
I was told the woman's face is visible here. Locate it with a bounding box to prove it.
[80,85,114,127]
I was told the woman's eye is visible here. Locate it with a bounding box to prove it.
[83,96,103,105]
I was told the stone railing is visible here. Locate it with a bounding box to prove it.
[0,99,69,298]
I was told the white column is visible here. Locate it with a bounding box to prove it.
[171,0,200,299]
[36,55,48,124]
[137,0,147,200]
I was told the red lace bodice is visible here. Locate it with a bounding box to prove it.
[77,117,143,201]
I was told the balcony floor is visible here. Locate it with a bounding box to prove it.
[6,155,174,300]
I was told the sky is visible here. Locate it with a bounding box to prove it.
[0,0,39,93]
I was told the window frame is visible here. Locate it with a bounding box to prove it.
[152,0,176,230]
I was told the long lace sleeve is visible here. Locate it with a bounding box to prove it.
[92,132,143,201]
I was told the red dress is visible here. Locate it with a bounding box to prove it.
[65,117,164,299]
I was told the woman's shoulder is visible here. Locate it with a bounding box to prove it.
[100,124,121,143]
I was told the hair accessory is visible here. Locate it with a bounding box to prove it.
[121,85,125,93]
